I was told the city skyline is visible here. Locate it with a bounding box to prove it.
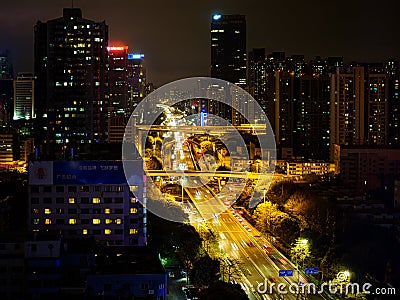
[0,0,400,86]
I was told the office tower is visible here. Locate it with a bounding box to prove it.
[34,8,108,157]
[13,72,35,121]
[107,46,128,144]
[108,46,129,116]
[127,53,146,110]
[28,160,147,246]
[211,14,246,87]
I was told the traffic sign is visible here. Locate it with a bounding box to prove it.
[304,267,319,275]
[279,270,293,277]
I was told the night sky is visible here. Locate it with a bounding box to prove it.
[1,0,399,86]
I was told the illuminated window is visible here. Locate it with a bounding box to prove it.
[44,208,52,214]
[33,218,40,225]
[104,229,112,235]
[92,197,101,204]
[32,208,39,214]
[45,219,52,225]
[68,197,76,204]
[130,197,138,203]
[92,219,101,225]
[69,218,77,225]
[104,208,111,214]
[129,228,138,235]
[130,207,138,214]
[115,218,122,224]
[82,229,88,235]
[105,219,112,224]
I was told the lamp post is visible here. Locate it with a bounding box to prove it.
[262,188,271,240]
[181,176,185,204]
[292,238,308,283]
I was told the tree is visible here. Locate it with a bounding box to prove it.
[290,238,311,269]
[190,255,220,287]
[253,201,278,233]
[273,213,300,245]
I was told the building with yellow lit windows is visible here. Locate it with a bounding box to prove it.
[28,160,146,246]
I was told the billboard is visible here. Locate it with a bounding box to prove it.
[29,160,143,185]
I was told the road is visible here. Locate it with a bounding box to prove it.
[147,129,326,299]
[185,184,325,300]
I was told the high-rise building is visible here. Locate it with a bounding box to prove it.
[107,50,147,144]
[28,160,147,246]
[366,72,388,145]
[211,14,246,87]
[0,51,13,125]
[330,66,390,157]
[34,8,108,157]
[108,46,129,116]
[286,55,307,77]
[330,67,366,153]
[386,60,400,145]
[0,78,13,126]
[13,72,35,121]
[247,48,267,112]
[324,57,343,73]
[0,50,13,79]
[295,75,331,160]
[273,70,296,158]
[127,53,146,110]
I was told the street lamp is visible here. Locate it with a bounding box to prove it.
[180,176,185,204]
[291,238,309,283]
